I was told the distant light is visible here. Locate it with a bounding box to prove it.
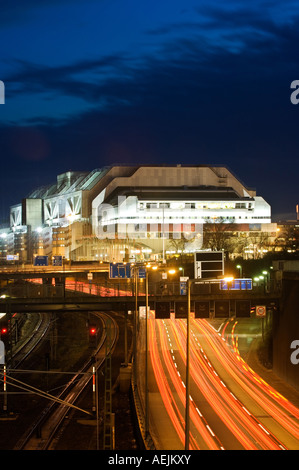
[89,326,96,336]
[168,269,176,274]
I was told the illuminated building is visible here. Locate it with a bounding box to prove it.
[5,165,276,262]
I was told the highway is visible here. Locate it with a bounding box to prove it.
[146,317,299,450]
[2,272,298,450]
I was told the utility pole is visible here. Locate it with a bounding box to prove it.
[103,318,114,449]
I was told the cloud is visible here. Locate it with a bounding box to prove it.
[1,0,299,216]
[0,0,99,27]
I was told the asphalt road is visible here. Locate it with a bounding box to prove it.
[144,317,299,450]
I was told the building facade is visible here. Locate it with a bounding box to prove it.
[1,164,276,263]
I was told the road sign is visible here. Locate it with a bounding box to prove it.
[256,305,266,317]
[155,302,171,319]
[219,278,252,290]
[137,268,146,279]
[52,255,62,266]
[109,263,146,279]
[194,251,224,279]
[109,263,131,279]
[139,306,150,319]
[34,255,48,266]
[6,254,19,261]
[180,276,189,295]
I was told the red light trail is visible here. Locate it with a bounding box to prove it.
[148,317,299,450]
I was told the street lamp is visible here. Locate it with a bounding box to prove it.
[132,263,178,439]
[262,271,269,292]
[130,263,152,437]
[236,264,242,278]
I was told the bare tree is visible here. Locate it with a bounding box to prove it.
[202,217,238,252]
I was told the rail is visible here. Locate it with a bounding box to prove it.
[12,311,118,450]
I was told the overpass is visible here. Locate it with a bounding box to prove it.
[0,278,280,318]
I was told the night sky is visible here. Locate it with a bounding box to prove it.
[1,0,299,223]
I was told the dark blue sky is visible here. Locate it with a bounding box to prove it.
[1,0,299,222]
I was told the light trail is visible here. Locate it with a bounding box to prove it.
[147,317,299,450]
[193,319,299,447]
[156,320,222,449]
[149,318,223,449]
[171,319,286,450]
[229,320,299,420]
[148,316,190,449]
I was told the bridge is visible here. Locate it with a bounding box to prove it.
[0,272,280,317]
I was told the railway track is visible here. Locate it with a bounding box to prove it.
[11,313,51,368]
[13,311,119,450]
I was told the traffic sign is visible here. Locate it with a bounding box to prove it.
[256,305,266,317]
[109,263,131,278]
[180,276,189,295]
[136,268,146,279]
[34,255,48,266]
[194,251,224,279]
[109,263,146,279]
[53,255,62,266]
[6,254,19,261]
[220,278,252,290]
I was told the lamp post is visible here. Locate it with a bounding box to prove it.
[132,263,178,439]
[130,262,150,436]
[262,270,269,292]
[144,263,177,437]
[185,278,191,450]
[236,264,242,278]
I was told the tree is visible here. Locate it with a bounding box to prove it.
[202,217,240,252]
